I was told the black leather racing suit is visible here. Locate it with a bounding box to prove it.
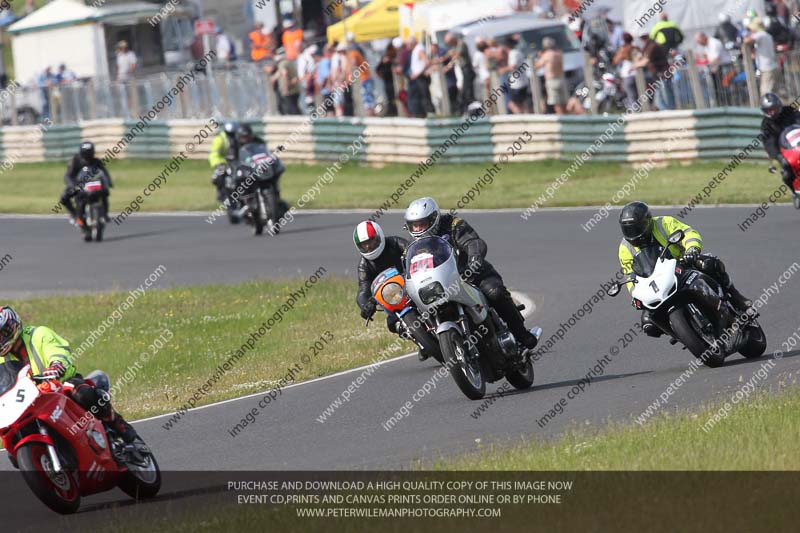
[762,105,800,189]
[357,236,409,333]
[61,155,112,219]
[430,214,534,348]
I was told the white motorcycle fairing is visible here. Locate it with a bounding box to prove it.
[631,258,678,310]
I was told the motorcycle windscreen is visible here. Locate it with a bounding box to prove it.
[0,360,25,396]
[371,267,401,295]
[632,245,662,278]
[239,143,278,180]
[779,125,800,150]
[405,237,453,278]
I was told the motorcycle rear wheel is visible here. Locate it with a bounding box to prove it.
[668,307,724,368]
[439,329,486,400]
[17,443,81,515]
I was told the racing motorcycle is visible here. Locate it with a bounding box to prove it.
[404,236,537,400]
[234,143,286,236]
[367,267,443,365]
[768,124,800,209]
[606,230,767,367]
[0,361,161,514]
[76,167,108,242]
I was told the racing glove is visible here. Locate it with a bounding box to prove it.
[41,361,66,381]
[360,300,376,320]
[683,246,701,265]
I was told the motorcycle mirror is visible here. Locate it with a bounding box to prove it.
[606,283,621,297]
[667,230,684,245]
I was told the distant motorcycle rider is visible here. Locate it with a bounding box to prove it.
[760,93,800,189]
[403,198,539,350]
[618,201,751,338]
[0,306,139,444]
[61,141,112,224]
[208,121,240,204]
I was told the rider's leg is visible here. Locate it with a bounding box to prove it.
[696,255,751,311]
[477,274,538,349]
[68,374,139,444]
[60,187,78,219]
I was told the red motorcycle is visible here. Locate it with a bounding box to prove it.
[0,361,161,514]
[770,124,800,209]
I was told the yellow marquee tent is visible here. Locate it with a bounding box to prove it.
[326,0,418,43]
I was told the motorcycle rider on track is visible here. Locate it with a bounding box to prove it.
[209,121,240,215]
[403,198,540,351]
[759,92,800,189]
[618,201,751,338]
[61,141,112,225]
[354,221,434,361]
[0,307,139,444]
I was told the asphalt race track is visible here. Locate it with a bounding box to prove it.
[2,206,799,525]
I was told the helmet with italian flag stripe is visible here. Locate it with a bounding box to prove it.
[353,221,386,261]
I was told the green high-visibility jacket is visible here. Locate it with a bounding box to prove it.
[2,326,76,380]
[618,215,703,291]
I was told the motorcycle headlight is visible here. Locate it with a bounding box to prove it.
[381,282,404,306]
[419,282,445,305]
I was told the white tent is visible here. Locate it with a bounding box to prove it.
[622,0,766,35]
[8,0,162,83]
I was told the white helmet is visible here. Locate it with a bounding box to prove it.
[0,307,22,356]
[404,197,440,239]
[353,221,386,261]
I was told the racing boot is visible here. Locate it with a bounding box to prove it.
[108,412,140,444]
[519,326,542,351]
[726,283,752,314]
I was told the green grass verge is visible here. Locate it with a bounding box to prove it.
[4,158,778,215]
[435,387,800,470]
[7,277,401,420]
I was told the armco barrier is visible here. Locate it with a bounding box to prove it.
[0,109,769,166]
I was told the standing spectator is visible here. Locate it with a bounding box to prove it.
[744,19,780,96]
[215,26,235,69]
[376,40,399,116]
[695,32,733,106]
[635,34,675,110]
[429,42,457,114]
[715,13,741,50]
[502,35,530,114]
[650,13,684,52]
[347,41,375,116]
[37,67,56,120]
[282,18,304,61]
[613,32,642,110]
[316,44,335,115]
[394,38,413,116]
[298,44,320,112]
[115,41,137,82]
[407,36,429,118]
[249,22,273,64]
[444,31,476,114]
[273,54,301,115]
[473,38,491,100]
[535,37,567,115]
[332,43,349,117]
[55,64,77,84]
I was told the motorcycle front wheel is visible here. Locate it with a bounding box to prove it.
[439,329,485,400]
[17,443,81,514]
[668,307,724,368]
[505,357,534,390]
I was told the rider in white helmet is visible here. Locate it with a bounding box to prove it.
[403,197,539,350]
